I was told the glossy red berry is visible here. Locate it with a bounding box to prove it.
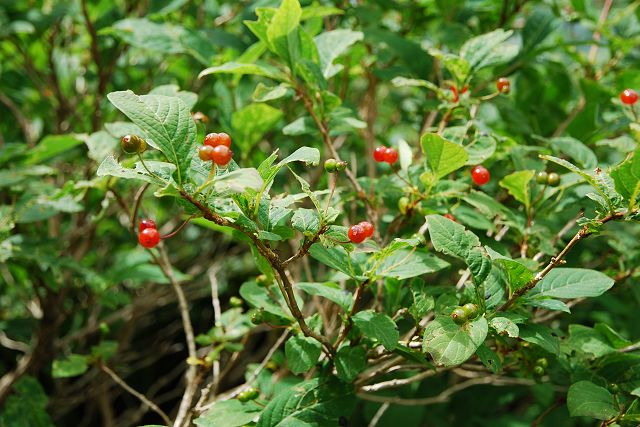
[471,165,490,186]
[620,89,638,105]
[211,145,233,166]
[383,147,399,165]
[358,221,374,238]
[496,77,510,94]
[204,132,232,148]
[348,225,367,244]
[139,228,160,248]
[198,145,215,161]
[373,146,387,162]
[139,219,157,232]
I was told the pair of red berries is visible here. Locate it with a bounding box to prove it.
[470,165,490,186]
[198,132,233,166]
[620,89,638,105]
[138,219,160,248]
[373,146,398,165]
[348,221,374,243]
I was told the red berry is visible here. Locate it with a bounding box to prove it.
[204,132,232,148]
[443,213,456,222]
[198,145,214,161]
[139,219,157,232]
[471,165,490,186]
[620,89,638,105]
[348,225,367,244]
[211,145,233,166]
[358,221,374,238]
[373,146,387,162]
[496,77,510,94]
[383,147,398,165]
[139,228,160,248]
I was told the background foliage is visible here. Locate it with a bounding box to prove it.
[1,0,640,426]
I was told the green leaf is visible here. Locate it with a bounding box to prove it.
[549,137,597,169]
[107,90,196,185]
[256,378,355,427]
[460,29,518,71]
[409,280,435,320]
[97,155,174,185]
[489,317,519,338]
[426,215,491,284]
[240,281,290,319]
[149,84,198,110]
[214,168,264,193]
[566,325,616,358]
[291,209,320,234]
[611,148,640,206]
[567,381,619,420]
[375,249,449,280]
[499,170,534,209]
[285,334,322,375]
[352,310,399,350]
[422,316,488,366]
[466,135,497,165]
[266,0,302,67]
[421,133,468,179]
[486,247,534,295]
[397,138,413,172]
[107,18,185,54]
[278,147,320,167]
[519,324,559,354]
[309,244,359,279]
[231,103,283,152]
[296,282,351,311]
[335,346,366,382]
[52,354,89,378]
[530,268,615,299]
[25,135,84,165]
[254,82,291,102]
[195,400,262,427]
[0,376,54,427]
[199,61,286,80]
[314,29,363,78]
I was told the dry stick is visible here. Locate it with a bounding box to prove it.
[101,364,172,426]
[368,402,390,427]
[129,183,150,233]
[208,268,222,394]
[360,368,445,392]
[333,281,367,351]
[153,247,198,427]
[498,211,627,311]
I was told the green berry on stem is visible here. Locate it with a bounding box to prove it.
[461,303,478,319]
[139,219,157,232]
[324,158,338,173]
[211,145,233,166]
[496,77,510,94]
[608,383,619,394]
[229,296,243,307]
[547,172,560,187]
[121,135,147,154]
[532,365,545,376]
[204,132,232,148]
[451,308,467,325]
[256,274,270,287]
[536,358,548,368]
[251,309,264,325]
[536,171,548,185]
[238,387,260,402]
[620,89,638,105]
[398,197,410,215]
[335,160,348,171]
[138,228,160,248]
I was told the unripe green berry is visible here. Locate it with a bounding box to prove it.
[256,274,271,287]
[238,387,260,402]
[451,308,467,325]
[547,172,560,187]
[536,171,548,185]
[461,303,479,319]
[532,365,545,376]
[535,357,548,368]
[230,296,243,307]
[335,160,348,171]
[121,135,147,154]
[398,197,410,215]
[324,158,338,173]
[251,309,264,325]
[608,383,619,394]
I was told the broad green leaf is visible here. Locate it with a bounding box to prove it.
[397,138,412,172]
[308,244,359,278]
[231,103,283,152]
[266,0,302,67]
[427,215,491,284]
[352,310,399,350]
[291,209,320,234]
[107,90,196,185]
[421,133,468,179]
[519,324,559,354]
[314,29,363,78]
[107,18,185,54]
[195,400,262,427]
[0,377,54,427]
[254,82,291,102]
[423,316,488,366]
[375,249,449,280]
[296,282,351,311]
[476,343,503,373]
[486,247,534,294]
[285,335,322,375]
[335,346,366,382]
[566,325,616,358]
[409,280,435,320]
[256,378,355,427]
[489,317,519,338]
[499,170,534,209]
[391,77,441,94]
[240,281,290,319]
[214,168,264,193]
[149,84,198,110]
[427,49,470,82]
[83,131,118,163]
[466,135,497,165]
[460,29,518,71]
[567,381,618,420]
[530,268,615,299]
[611,148,640,207]
[525,297,570,313]
[52,354,89,378]
[199,62,286,80]
[97,155,175,185]
[277,147,320,167]
[549,137,597,169]
[300,5,344,20]
[25,135,84,165]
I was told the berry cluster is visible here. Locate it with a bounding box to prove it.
[237,387,260,403]
[620,88,638,105]
[324,158,348,173]
[198,132,233,166]
[348,221,374,244]
[470,165,490,186]
[450,303,479,325]
[373,146,398,165]
[535,171,560,187]
[532,357,548,377]
[138,219,160,248]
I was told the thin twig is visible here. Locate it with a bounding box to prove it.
[368,402,390,427]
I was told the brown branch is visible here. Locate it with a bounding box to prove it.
[333,281,367,351]
[0,91,36,146]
